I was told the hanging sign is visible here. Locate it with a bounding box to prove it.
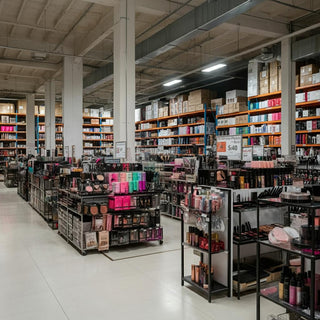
[216,135,242,160]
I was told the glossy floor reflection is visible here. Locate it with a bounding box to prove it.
[0,183,284,320]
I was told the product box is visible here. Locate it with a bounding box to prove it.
[307,121,312,131]
[259,68,269,81]
[188,89,212,105]
[34,105,39,115]
[269,75,279,93]
[296,75,300,88]
[211,98,225,108]
[135,109,141,122]
[300,64,318,76]
[259,79,269,95]
[303,109,309,117]
[232,102,248,113]
[223,104,230,114]
[17,100,26,114]
[308,90,320,101]
[248,60,261,97]
[188,104,196,112]
[39,106,45,115]
[55,103,62,116]
[300,75,313,87]
[226,90,247,103]
[269,61,280,77]
[296,92,306,103]
[91,119,99,125]
[182,101,189,113]
[312,73,320,84]
[195,104,205,111]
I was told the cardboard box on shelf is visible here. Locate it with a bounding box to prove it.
[0,103,15,114]
[55,104,62,116]
[182,101,189,113]
[211,98,225,108]
[135,109,141,122]
[18,100,26,114]
[259,79,269,95]
[226,89,247,103]
[248,61,261,97]
[269,61,280,77]
[163,106,169,117]
[91,119,99,125]
[269,75,279,93]
[34,105,39,115]
[232,102,248,113]
[300,75,313,87]
[194,104,205,111]
[296,75,300,88]
[312,73,320,84]
[259,68,269,81]
[188,105,196,112]
[83,108,90,116]
[300,64,318,76]
[39,106,45,115]
[188,89,213,105]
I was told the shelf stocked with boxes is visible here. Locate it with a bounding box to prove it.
[135,89,216,157]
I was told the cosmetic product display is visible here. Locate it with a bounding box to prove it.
[257,198,320,320]
[57,161,164,255]
[181,186,232,303]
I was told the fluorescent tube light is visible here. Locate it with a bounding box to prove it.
[163,79,182,87]
[201,63,226,73]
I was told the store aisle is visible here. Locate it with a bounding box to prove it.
[0,184,283,320]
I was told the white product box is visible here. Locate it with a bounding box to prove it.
[308,90,320,101]
[307,121,312,131]
[135,109,141,122]
[317,108,320,116]
[260,100,268,109]
[312,73,320,84]
[226,89,247,101]
[303,110,309,117]
[296,93,306,103]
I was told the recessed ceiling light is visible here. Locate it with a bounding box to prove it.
[201,63,226,73]
[163,79,182,87]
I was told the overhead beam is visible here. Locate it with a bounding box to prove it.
[76,11,113,56]
[0,72,44,80]
[224,14,288,38]
[83,0,266,91]
[82,0,192,15]
[0,58,59,71]
[37,0,52,25]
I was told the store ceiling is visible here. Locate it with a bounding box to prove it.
[0,0,318,105]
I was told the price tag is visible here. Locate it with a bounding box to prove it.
[216,135,242,160]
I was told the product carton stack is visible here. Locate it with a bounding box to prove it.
[300,64,319,87]
[188,89,212,112]
[259,66,270,95]
[211,98,225,112]
[17,100,26,114]
[158,105,169,118]
[269,61,281,93]
[247,60,261,97]
[176,94,188,114]
[55,103,62,117]
[218,90,247,115]
[0,103,15,114]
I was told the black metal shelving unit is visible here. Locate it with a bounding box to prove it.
[181,187,232,303]
[256,198,320,320]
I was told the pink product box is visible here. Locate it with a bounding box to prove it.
[272,112,281,121]
[120,182,129,194]
[141,172,146,182]
[122,196,131,209]
[138,180,146,191]
[108,196,123,210]
[120,172,127,182]
[112,182,121,194]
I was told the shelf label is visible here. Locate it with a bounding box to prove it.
[252,145,264,158]
[242,147,253,162]
[216,135,242,160]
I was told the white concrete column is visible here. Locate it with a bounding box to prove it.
[62,56,83,160]
[26,94,35,155]
[281,38,296,156]
[45,80,56,154]
[113,0,135,161]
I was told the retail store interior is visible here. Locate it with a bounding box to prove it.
[1,0,320,319]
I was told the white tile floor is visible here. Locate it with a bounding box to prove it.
[0,183,284,320]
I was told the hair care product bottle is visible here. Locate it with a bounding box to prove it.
[279,268,285,300]
[284,275,290,303]
[289,275,297,306]
[296,275,302,307]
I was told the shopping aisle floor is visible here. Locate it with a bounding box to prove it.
[0,184,284,320]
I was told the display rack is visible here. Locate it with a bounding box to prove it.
[29,173,58,229]
[256,198,320,320]
[4,164,18,187]
[135,107,214,157]
[181,187,232,303]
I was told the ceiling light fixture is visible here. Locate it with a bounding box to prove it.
[201,63,226,73]
[163,79,182,87]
